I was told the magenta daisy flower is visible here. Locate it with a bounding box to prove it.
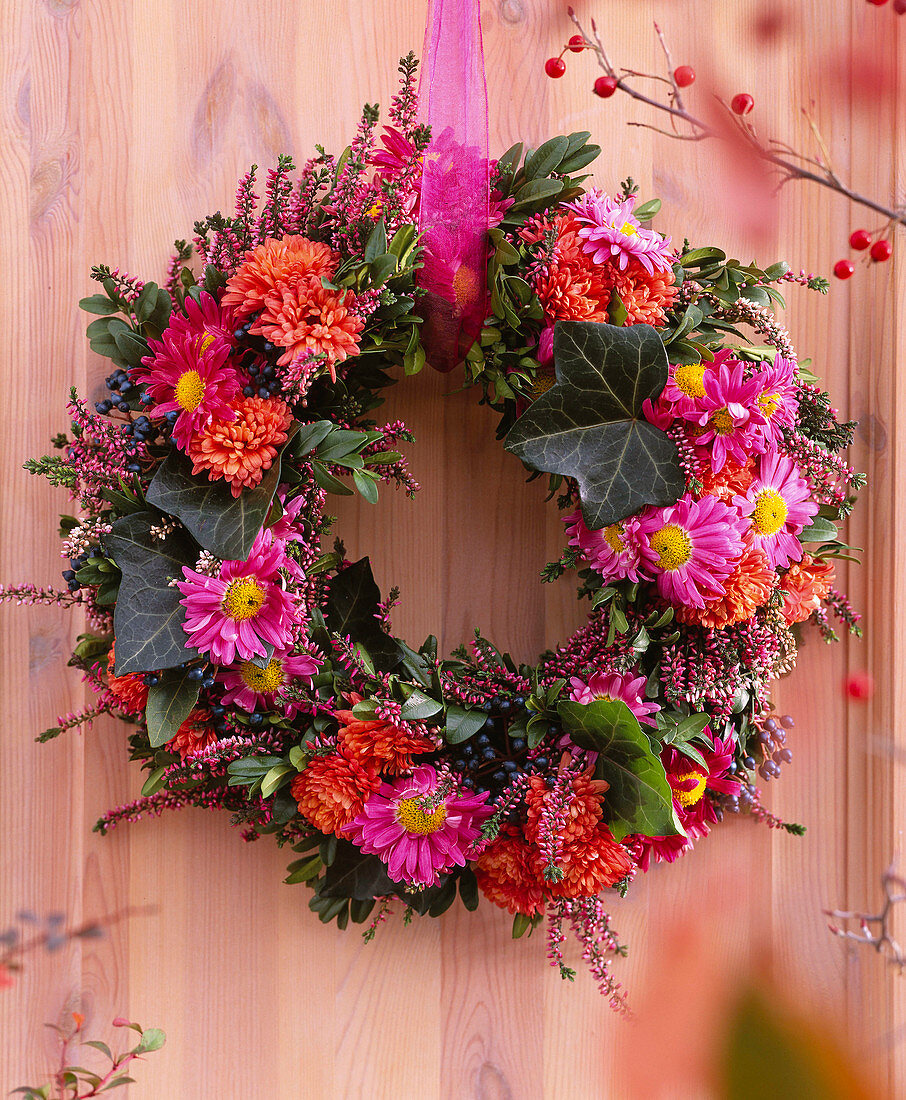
[749,354,799,447]
[568,671,660,726]
[346,765,492,889]
[167,290,238,349]
[564,510,644,583]
[177,529,296,665]
[217,647,319,717]
[734,453,818,569]
[565,189,674,276]
[663,348,735,419]
[689,355,768,472]
[135,327,242,450]
[636,494,746,608]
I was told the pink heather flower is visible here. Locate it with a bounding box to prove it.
[568,671,660,726]
[689,355,768,473]
[564,510,644,583]
[734,453,818,569]
[636,494,746,608]
[217,647,319,717]
[345,764,492,889]
[177,529,296,665]
[565,189,674,276]
[135,327,241,449]
[750,354,800,446]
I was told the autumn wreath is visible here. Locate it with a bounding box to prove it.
[12,54,862,1006]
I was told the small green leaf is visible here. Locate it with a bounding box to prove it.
[136,1028,166,1053]
[400,688,443,721]
[352,468,379,504]
[798,515,839,544]
[79,294,121,316]
[363,218,388,262]
[288,744,308,770]
[146,670,201,748]
[140,766,168,797]
[444,705,487,745]
[524,135,570,180]
[633,198,662,222]
[261,763,293,799]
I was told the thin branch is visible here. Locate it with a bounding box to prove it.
[825,863,906,971]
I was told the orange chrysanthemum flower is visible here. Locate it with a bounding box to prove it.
[551,827,634,898]
[523,769,609,847]
[251,277,365,376]
[106,644,148,715]
[781,553,835,625]
[222,236,340,321]
[678,536,775,630]
[168,708,219,760]
[532,263,613,322]
[291,752,380,837]
[475,828,547,917]
[613,259,679,327]
[334,701,434,776]
[187,395,292,497]
[697,456,755,501]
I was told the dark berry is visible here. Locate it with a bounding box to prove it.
[510,738,526,753]
[502,760,518,773]
[242,386,255,398]
[257,387,270,399]
[143,674,159,686]
[534,756,548,769]
[187,668,205,681]
[594,75,618,98]
[545,57,567,78]
[513,696,525,707]
[492,770,506,784]
[481,746,497,761]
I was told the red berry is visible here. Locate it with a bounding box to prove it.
[849,228,872,250]
[545,57,566,78]
[567,34,586,52]
[870,238,893,262]
[866,0,889,5]
[674,65,696,88]
[895,0,906,12]
[731,93,754,115]
[845,671,874,701]
[833,259,855,280]
[594,75,619,98]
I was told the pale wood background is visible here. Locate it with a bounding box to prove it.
[0,1,903,1096]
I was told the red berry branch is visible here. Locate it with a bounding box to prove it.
[550,8,905,276]
[825,864,906,971]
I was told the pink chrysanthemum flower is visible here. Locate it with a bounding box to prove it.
[636,494,746,608]
[177,529,296,665]
[568,671,660,726]
[217,648,319,717]
[564,510,644,583]
[750,354,800,447]
[734,453,818,569]
[689,355,768,473]
[663,348,735,419]
[135,327,242,450]
[565,189,674,276]
[346,765,492,889]
[166,291,237,350]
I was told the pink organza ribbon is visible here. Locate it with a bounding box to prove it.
[418,0,490,372]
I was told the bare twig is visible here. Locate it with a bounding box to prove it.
[825,863,906,971]
[566,8,906,232]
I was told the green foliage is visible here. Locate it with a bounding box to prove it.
[324,557,401,672]
[145,669,201,748]
[505,321,685,529]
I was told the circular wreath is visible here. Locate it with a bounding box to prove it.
[18,55,862,1006]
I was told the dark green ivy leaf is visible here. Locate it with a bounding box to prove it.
[104,512,200,675]
[505,321,684,529]
[145,449,282,561]
[320,841,396,899]
[324,558,401,672]
[557,698,682,842]
[145,668,201,748]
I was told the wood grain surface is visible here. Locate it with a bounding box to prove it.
[1,1,903,1096]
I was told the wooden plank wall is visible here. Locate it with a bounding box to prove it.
[1,1,903,1096]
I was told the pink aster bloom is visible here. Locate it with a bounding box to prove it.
[565,189,674,276]
[568,670,660,727]
[689,355,768,472]
[636,494,746,608]
[662,348,736,419]
[135,327,242,449]
[167,290,237,349]
[564,510,644,583]
[218,647,319,718]
[346,764,492,889]
[750,354,800,447]
[734,452,818,569]
[177,529,296,665]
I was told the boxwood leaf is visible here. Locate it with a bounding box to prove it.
[524,135,569,180]
[444,705,487,745]
[798,515,838,544]
[399,688,443,721]
[104,512,199,675]
[505,321,684,529]
[146,669,201,748]
[558,698,682,842]
[145,450,282,562]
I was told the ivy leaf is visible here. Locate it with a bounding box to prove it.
[324,558,401,672]
[145,668,201,748]
[506,321,684,529]
[104,512,199,675]
[558,699,683,842]
[146,449,282,562]
[320,841,396,899]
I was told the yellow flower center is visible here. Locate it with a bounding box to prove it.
[239,657,284,693]
[174,369,206,412]
[709,408,735,435]
[758,391,780,418]
[674,363,706,399]
[671,771,707,808]
[603,523,624,554]
[198,332,217,355]
[221,577,266,621]
[649,523,692,571]
[531,373,557,399]
[453,263,480,309]
[396,797,448,835]
[619,222,638,239]
[751,488,788,537]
